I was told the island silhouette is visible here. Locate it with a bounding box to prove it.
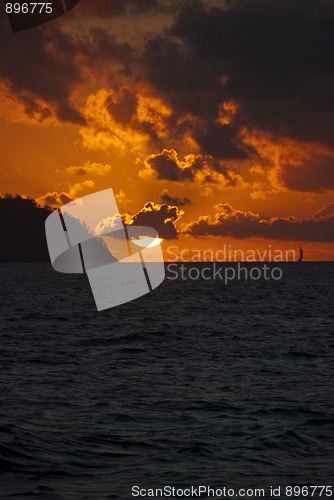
[0,194,52,262]
[0,194,121,264]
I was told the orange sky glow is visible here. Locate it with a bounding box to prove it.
[1,0,334,260]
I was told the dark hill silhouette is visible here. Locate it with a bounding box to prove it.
[0,194,53,262]
[0,194,118,264]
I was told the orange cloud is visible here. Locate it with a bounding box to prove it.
[0,82,57,125]
[250,184,267,200]
[249,165,265,175]
[36,180,95,207]
[80,89,148,154]
[313,203,334,219]
[64,161,112,176]
[79,86,173,155]
[216,100,238,126]
[136,93,172,137]
[240,127,334,195]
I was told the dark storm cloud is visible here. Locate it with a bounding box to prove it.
[185,208,334,242]
[281,156,334,193]
[145,149,195,181]
[3,0,334,172]
[0,18,81,122]
[106,87,138,125]
[140,34,246,159]
[313,202,334,219]
[76,0,174,17]
[78,28,133,74]
[0,19,133,123]
[142,149,245,186]
[139,0,334,154]
[130,202,183,239]
[160,189,192,206]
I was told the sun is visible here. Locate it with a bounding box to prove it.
[131,236,163,248]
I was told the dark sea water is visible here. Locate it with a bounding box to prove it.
[0,262,333,499]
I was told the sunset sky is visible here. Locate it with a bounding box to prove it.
[1,0,334,260]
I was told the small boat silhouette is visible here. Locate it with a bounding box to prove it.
[298,245,303,262]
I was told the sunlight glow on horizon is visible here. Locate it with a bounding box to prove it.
[132,236,163,248]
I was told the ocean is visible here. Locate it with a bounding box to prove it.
[0,262,333,499]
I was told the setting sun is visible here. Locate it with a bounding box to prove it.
[131,236,164,248]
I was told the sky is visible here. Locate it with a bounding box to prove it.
[1,0,334,260]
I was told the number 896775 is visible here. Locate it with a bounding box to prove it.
[5,3,53,14]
